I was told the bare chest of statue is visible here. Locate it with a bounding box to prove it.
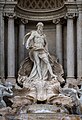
[33,31,45,49]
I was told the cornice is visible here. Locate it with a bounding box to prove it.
[76,1,82,11]
[64,1,78,11]
[4,1,17,8]
[0,1,5,11]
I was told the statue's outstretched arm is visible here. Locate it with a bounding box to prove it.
[25,31,35,49]
[23,31,35,49]
[23,32,31,45]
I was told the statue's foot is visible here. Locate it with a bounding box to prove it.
[39,77,42,80]
[43,76,48,80]
[51,74,57,80]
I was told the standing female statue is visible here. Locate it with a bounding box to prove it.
[23,22,57,80]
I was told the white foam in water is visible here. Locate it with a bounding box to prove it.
[34,109,52,113]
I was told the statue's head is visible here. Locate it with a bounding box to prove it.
[36,22,44,27]
[36,22,44,32]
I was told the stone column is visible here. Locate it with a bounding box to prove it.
[67,13,74,78]
[19,20,25,65]
[76,0,82,1]
[0,3,5,78]
[77,2,82,78]
[68,0,74,1]
[55,19,63,65]
[7,13,15,81]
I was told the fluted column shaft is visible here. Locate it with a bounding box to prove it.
[19,21,25,64]
[0,10,4,78]
[8,15,15,78]
[67,15,74,78]
[77,3,82,78]
[68,0,74,1]
[55,22,62,64]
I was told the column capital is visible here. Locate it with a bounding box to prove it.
[16,18,28,25]
[4,12,16,19]
[65,12,78,19]
[20,18,28,24]
[53,18,60,24]
[53,19,61,25]
[67,12,74,78]
[64,1,78,17]
[53,18,66,25]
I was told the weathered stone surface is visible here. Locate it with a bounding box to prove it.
[9,22,82,117]
[27,114,81,120]
[0,80,13,108]
[0,1,82,119]
[0,107,12,117]
[7,113,81,120]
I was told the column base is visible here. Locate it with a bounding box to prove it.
[6,77,16,85]
[66,77,76,84]
[77,77,82,85]
[66,77,75,81]
[0,77,5,84]
[66,77,78,88]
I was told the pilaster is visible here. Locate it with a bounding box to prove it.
[7,13,15,79]
[4,0,17,84]
[0,1,5,78]
[65,1,78,80]
[19,19,28,65]
[77,1,82,78]
[53,19,63,65]
[66,13,75,79]
[67,0,74,2]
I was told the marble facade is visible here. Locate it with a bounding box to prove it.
[0,0,82,82]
